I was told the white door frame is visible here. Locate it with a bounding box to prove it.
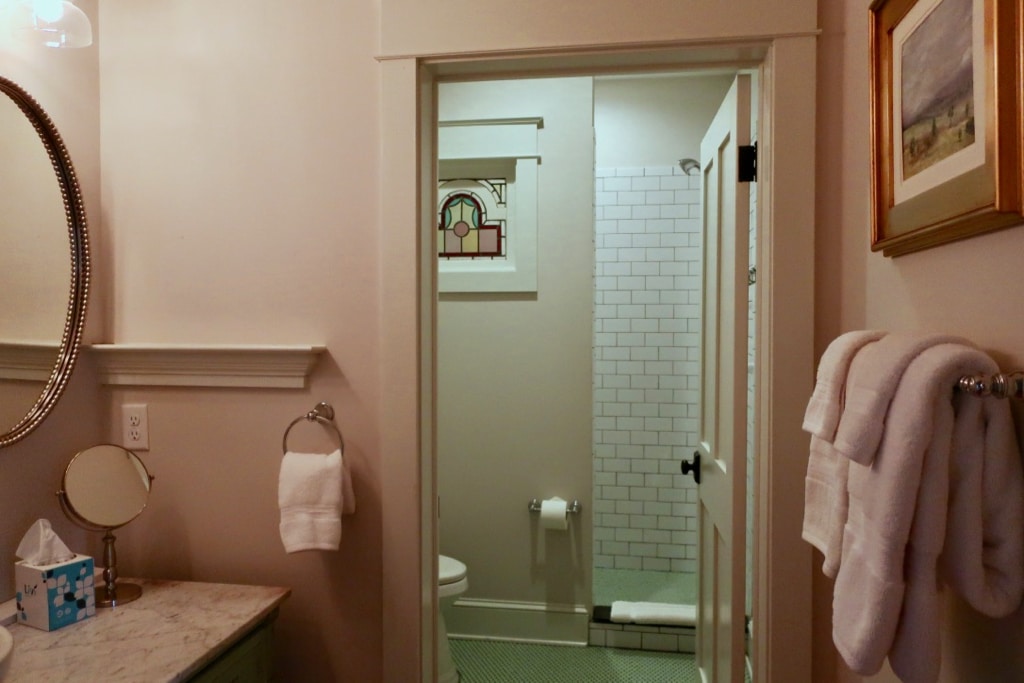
[379,36,816,683]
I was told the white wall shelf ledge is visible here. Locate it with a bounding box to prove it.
[90,344,326,388]
[0,341,61,381]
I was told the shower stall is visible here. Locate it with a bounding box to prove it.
[591,160,703,607]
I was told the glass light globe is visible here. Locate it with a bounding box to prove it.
[17,0,93,49]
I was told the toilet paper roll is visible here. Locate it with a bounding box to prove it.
[540,497,569,531]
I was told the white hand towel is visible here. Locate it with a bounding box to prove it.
[802,330,884,576]
[832,332,968,465]
[802,435,849,578]
[278,449,355,553]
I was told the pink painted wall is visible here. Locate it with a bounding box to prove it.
[95,1,384,680]
[817,2,1024,681]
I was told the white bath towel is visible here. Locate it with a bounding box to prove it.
[609,601,696,626]
[278,449,356,553]
[942,385,1024,617]
[832,332,967,466]
[802,330,885,577]
[831,343,1024,682]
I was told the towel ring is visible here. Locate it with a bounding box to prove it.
[282,402,345,455]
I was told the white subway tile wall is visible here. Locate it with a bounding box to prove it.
[593,166,701,575]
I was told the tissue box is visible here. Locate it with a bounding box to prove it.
[15,554,95,631]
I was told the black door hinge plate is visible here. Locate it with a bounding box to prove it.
[739,142,757,183]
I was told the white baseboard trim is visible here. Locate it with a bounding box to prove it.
[446,598,590,646]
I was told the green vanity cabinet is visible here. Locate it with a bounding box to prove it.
[190,616,277,683]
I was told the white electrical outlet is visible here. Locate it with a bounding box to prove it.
[122,404,150,451]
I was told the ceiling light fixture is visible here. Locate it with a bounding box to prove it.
[16,0,93,49]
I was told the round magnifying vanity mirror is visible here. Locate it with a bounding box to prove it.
[0,76,90,448]
[57,445,154,607]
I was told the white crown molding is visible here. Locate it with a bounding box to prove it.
[90,344,326,388]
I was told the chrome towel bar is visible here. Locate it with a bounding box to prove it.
[957,372,1024,400]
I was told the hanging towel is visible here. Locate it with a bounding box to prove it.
[609,601,696,626]
[832,332,968,466]
[942,384,1024,616]
[802,330,885,577]
[831,343,1024,682]
[802,330,887,439]
[278,449,355,553]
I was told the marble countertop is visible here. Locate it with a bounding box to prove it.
[3,578,290,682]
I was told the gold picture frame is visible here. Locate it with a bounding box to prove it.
[870,0,1023,257]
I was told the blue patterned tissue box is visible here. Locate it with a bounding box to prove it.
[15,554,96,631]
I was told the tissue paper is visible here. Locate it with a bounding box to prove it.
[14,519,95,631]
[16,519,74,566]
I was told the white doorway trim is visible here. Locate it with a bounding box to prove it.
[379,36,817,683]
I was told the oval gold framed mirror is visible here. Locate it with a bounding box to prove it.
[57,445,154,607]
[0,76,90,448]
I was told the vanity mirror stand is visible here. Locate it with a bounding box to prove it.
[56,444,154,607]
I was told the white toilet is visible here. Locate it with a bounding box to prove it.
[438,555,468,683]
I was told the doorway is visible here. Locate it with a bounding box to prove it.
[377,39,817,683]
[434,69,749,677]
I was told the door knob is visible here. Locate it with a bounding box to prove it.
[680,451,701,485]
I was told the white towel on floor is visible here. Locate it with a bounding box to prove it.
[831,343,1024,682]
[278,449,355,553]
[802,330,886,577]
[609,601,696,626]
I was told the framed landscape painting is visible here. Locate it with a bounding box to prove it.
[869,0,1023,256]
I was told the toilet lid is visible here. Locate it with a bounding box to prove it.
[439,555,467,585]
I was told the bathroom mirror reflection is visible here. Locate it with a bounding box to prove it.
[0,76,90,449]
[57,444,153,607]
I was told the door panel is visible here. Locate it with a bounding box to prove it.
[695,74,751,683]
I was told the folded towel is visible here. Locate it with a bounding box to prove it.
[832,332,967,465]
[278,449,355,553]
[888,359,1024,683]
[831,343,1024,682]
[802,330,885,576]
[802,330,887,439]
[941,377,1024,618]
[609,601,696,626]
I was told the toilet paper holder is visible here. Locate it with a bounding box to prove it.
[528,499,582,515]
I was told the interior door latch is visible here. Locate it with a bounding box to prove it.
[680,451,701,485]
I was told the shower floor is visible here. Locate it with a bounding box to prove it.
[592,568,696,606]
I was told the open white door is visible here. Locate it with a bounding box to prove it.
[687,74,751,683]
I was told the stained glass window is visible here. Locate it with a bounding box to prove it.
[438,178,507,260]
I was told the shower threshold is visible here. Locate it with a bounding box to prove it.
[590,604,695,654]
